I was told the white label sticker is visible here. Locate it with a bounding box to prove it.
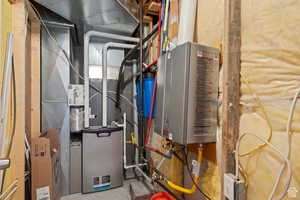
[168,133,173,140]
[192,160,200,176]
[36,186,50,200]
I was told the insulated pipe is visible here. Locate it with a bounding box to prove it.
[102,42,136,127]
[84,31,139,128]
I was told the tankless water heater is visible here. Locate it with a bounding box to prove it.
[155,42,219,144]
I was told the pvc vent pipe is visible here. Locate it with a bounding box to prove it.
[102,42,135,127]
[83,31,139,128]
[177,0,197,45]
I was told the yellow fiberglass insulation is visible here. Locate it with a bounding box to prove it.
[196,0,300,199]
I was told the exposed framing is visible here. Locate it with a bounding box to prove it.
[221,0,241,199]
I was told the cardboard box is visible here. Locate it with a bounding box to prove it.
[31,129,61,200]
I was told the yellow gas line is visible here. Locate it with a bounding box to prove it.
[166,145,203,194]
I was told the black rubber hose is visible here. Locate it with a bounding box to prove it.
[183,149,212,200]
[116,23,159,108]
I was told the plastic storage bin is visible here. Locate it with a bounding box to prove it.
[151,192,175,200]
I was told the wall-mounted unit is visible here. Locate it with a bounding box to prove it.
[155,42,219,144]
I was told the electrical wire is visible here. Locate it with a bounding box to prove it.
[234,72,273,193]
[0,180,18,200]
[238,73,297,199]
[26,1,107,95]
[236,133,292,200]
[28,0,134,105]
[107,91,135,108]
[88,85,137,127]
[183,149,212,200]
[239,72,273,157]
[89,90,135,108]
[26,0,137,127]
[2,186,17,200]
[268,88,299,200]
[0,187,17,200]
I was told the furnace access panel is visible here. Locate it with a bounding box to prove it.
[155,42,219,144]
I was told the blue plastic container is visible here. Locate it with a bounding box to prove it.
[136,77,156,118]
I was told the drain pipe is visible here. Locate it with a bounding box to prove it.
[114,114,151,183]
[84,31,139,128]
[102,43,147,170]
[112,113,147,170]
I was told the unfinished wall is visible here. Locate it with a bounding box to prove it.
[196,0,300,199]
[25,19,41,140]
[0,0,27,199]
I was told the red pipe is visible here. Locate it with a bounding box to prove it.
[143,60,158,72]
[145,72,157,145]
[143,3,162,152]
[145,3,162,144]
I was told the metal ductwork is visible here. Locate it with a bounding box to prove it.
[33,0,139,36]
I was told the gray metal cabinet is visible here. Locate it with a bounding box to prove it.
[41,24,71,195]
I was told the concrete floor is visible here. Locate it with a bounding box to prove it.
[61,180,134,200]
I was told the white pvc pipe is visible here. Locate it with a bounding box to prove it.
[135,166,152,183]
[115,113,147,170]
[163,0,170,33]
[132,60,139,163]
[102,42,136,127]
[123,112,127,168]
[83,31,139,128]
[177,0,197,45]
